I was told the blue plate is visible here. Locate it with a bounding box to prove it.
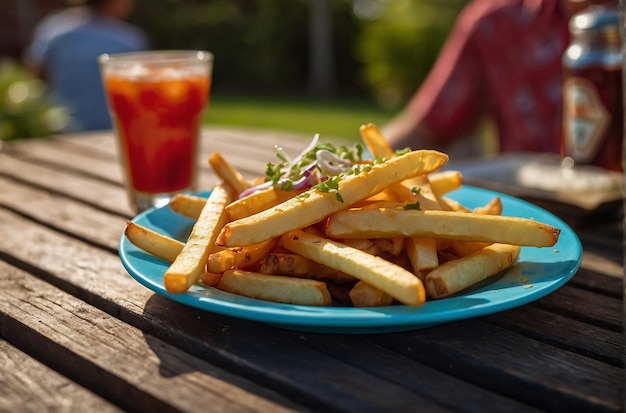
[119,186,582,333]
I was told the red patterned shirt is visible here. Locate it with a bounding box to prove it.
[410,0,569,152]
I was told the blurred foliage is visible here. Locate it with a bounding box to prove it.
[355,0,467,107]
[0,59,69,141]
[132,0,316,93]
[2,0,466,141]
[205,93,396,140]
[130,0,465,106]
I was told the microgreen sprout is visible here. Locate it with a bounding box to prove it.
[261,134,366,202]
[395,147,411,156]
[312,175,344,202]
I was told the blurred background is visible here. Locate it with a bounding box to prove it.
[0,0,467,141]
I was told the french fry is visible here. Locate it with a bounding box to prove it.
[360,123,441,211]
[164,184,232,293]
[359,122,395,159]
[206,238,278,273]
[280,229,425,306]
[217,149,449,247]
[359,122,444,289]
[446,240,492,258]
[341,237,405,260]
[123,123,562,308]
[208,152,252,196]
[201,271,223,287]
[473,196,503,215]
[258,253,356,282]
[389,178,441,211]
[424,243,521,298]
[429,170,463,197]
[349,281,394,307]
[325,208,560,247]
[169,193,206,220]
[217,269,332,306]
[437,196,471,212]
[226,186,306,221]
[170,188,301,222]
[361,187,401,203]
[405,237,439,279]
[351,200,403,210]
[124,221,184,262]
[443,196,501,256]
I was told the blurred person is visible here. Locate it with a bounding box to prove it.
[382,0,617,157]
[23,0,148,132]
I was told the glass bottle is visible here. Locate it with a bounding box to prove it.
[561,6,623,172]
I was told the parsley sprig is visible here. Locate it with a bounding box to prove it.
[403,186,421,210]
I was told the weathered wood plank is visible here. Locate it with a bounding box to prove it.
[3,128,316,193]
[534,282,622,332]
[570,252,623,297]
[0,177,125,251]
[0,206,540,407]
[0,261,305,413]
[0,207,621,412]
[3,134,216,191]
[371,320,622,413]
[0,210,460,412]
[288,332,543,413]
[140,292,546,413]
[483,305,622,366]
[0,340,123,413]
[1,129,623,413]
[51,127,313,161]
[0,260,459,412]
[2,136,125,184]
[0,155,132,217]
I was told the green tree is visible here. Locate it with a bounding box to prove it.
[129,0,466,103]
[0,59,69,140]
[355,0,467,108]
[132,0,310,92]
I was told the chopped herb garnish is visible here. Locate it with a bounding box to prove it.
[312,175,344,202]
[260,134,365,201]
[265,162,282,185]
[280,180,294,191]
[295,192,310,201]
[404,186,422,209]
[395,147,411,156]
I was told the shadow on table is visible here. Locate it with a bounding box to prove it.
[139,293,306,410]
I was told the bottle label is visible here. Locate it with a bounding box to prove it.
[562,77,611,163]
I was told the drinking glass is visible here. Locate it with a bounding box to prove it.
[99,50,213,212]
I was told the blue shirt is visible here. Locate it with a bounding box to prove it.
[25,8,148,131]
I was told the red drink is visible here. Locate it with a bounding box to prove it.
[99,51,213,212]
[105,75,210,193]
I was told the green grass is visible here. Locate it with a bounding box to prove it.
[204,94,396,142]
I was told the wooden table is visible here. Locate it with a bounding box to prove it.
[1,127,623,412]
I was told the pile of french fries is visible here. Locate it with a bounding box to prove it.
[125,124,561,307]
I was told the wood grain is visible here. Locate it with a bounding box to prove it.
[0,128,622,413]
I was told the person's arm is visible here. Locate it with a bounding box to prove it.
[383,1,491,152]
[382,106,436,151]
